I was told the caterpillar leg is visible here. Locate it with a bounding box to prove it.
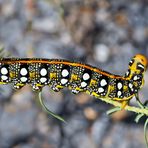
[121,100,129,109]
[13,83,24,90]
[71,89,80,94]
[69,86,82,94]
[31,83,43,91]
[106,100,129,115]
[50,83,63,92]
[113,96,133,109]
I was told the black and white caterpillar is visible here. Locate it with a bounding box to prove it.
[0,54,147,108]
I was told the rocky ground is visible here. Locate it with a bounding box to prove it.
[0,0,148,148]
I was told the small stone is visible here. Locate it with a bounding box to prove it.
[75,93,91,105]
[111,110,128,121]
[63,115,88,137]
[1,2,15,17]
[91,117,110,146]
[94,44,110,63]
[32,18,59,33]
[84,107,97,120]
[71,131,96,148]
[96,9,110,23]
[114,13,128,27]
[133,27,146,43]
[0,85,12,102]
[0,98,37,147]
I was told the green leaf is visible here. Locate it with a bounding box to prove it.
[135,114,144,123]
[144,118,148,148]
[106,107,121,115]
[38,92,67,123]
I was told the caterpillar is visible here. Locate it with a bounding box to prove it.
[0,54,147,108]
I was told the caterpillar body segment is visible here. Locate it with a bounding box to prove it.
[0,54,147,107]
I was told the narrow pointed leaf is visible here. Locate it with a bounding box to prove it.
[144,118,148,148]
[135,114,144,123]
[38,92,66,123]
[106,107,121,115]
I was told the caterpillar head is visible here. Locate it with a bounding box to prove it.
[125,54,147,78]
[128,54,147,74]
[125,54,147,89]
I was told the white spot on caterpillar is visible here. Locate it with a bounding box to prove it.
[117,82,122,90]
[129,60,133,64]
[138,64,144,69]
[13,85,20,89]
[40,68,47,76]
[1,67,8,75]
[32,85,40,90]
[133,75,138,81]
[100,79,107,86]
[125,70,129,76]
[40,77,47,83]
[117,91,122,96]
[1,75,8,80]
[62,69,69,77]
[98,87,104,93]
[129,83,133,88]
[52,87,60,92]
[20,77,27,82]
[83,73,90,80]
[71,89,79,94]
[81,81,87,87]
[20,68,28,76]
[61,78,68,84]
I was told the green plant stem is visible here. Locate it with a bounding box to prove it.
[98,97,148,116]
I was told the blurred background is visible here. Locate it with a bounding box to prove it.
[0,0,148,148]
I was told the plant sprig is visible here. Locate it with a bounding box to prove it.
[38,91,66,123]
[37,88,148,147]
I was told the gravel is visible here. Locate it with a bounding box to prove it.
[0,0,147,147]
